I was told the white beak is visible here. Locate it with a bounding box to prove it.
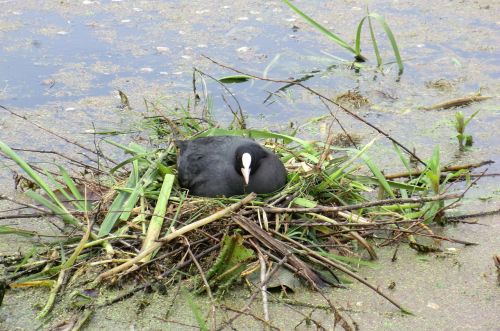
[241,152,252,185]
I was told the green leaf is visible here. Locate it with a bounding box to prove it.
[218,75,252,83]
[205,234,254,283]
[391,143,412,175]
[59,166,86,211]
[282,0,356,54]
[97,170,138,237]
[292,197,317,208]
[361,154,395,198]
[464,109,480,127]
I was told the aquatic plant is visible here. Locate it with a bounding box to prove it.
[454,110,479,150]
[282,0,404,73]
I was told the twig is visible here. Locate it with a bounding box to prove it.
[384,160,494,179]
[319,97,359,149]
[383,227,477,245]
[235,215,324,287]
[0,193,53,214]
[260,193,462,214]
[10,147,104,173]
[315,121,335,171]
[154,317,200,329]
[447,208,500,221]
[249,240,270,325]
[72,308,94,331]
[436,169,486,217]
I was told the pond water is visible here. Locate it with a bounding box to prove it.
[0,0,499,330]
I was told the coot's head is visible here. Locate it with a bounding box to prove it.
[234,144,267,185]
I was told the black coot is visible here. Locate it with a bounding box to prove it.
[176,136,287,197]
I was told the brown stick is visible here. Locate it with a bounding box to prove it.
[423,95,492,111]
[447,208,500,221]
[260,193,461,214]
[384,160,494,179]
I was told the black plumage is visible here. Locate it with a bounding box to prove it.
[176,136,287,197]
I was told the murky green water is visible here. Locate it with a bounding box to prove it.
[1,0,499,330]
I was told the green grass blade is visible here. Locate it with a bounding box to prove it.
[109,153,151,175]
[63,223,90,269]
[42,169,84,212]
[355,13,404,73]
[353,175,425,191]
[25,190,78,226]
[118,157,163,223]
[367,13,404,73]
[0,140,67,212]
[317,138,377,190]
[182,288,208,331]
[391,143,412,174]
[97,169,138,237]
[464,109,480,127]
[361,154,395,198]
[58,166,86,211]
[354,17,365,57]
[282,0,356,54]
[116,159,143,223]
[104,139,148,154]
[15,247,37,273]
[367,13,382,67]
